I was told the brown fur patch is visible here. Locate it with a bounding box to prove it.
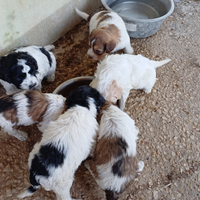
[120,156,139,177]
[119,156,139,193]
[4,108,18,124]
[97,14,112,27]
[25,90,49,122]
[96,11,111,20]
[93,136,128,166]
[104,24,121,44]
[88,159,99,179]
[87,10,110,22]
[1,95,18,123]
[106,80,122,103]
[89,24,121,60]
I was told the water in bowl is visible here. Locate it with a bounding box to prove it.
[109,0,166,19]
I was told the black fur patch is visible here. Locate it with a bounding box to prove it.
[28,186,38,193]
[112,138,128,177]
[112,158,123,177]
[30,154,49,186]
[0,52,38,88]
[39,47,52,67]
[39,143,65,167]
[105,190,120,200]
[0,95,15,113]
[66,85,105,110]
[29,142,65,186]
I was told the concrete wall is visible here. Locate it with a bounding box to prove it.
[0,0,102,56]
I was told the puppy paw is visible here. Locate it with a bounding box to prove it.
[46,74,55,82]
[144,88,152,94]
[125,46,134,54]
[15,131,28,141]
[138,161,144,172]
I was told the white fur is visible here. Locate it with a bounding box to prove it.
[90,54,171,109]
[0,90,66,141]
[75,8,133,60]
[85,104,144,193]
[19,99,99,200]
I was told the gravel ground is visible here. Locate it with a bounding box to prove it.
[0,0,200,199]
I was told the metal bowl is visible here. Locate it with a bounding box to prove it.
[53,76,123,110]
[101,0,174,38]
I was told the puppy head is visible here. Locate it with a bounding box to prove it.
[88,25,120,60]
[0,52,39,90]
[67,85,105,111]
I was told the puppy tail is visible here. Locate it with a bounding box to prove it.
[17,185,40,198]
[75,7,89,20]
[152,58,171,68]
[44,45,55,51]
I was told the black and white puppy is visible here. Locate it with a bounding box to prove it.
[0,45,56,95]
[84,101,144,200]
[0,90,66,141]
[18,86,105,200]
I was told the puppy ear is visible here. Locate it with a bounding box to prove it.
[107,80,122,103]
[105,40,116,53]
[90,29,99,43]
[0,56,10,82]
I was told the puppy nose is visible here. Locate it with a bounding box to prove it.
[29,83,37,89]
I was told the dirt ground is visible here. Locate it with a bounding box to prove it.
[1,0,200,199]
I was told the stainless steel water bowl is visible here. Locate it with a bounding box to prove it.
[53,76,123,110]
[101,0,174,38]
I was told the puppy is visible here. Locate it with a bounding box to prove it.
[90,54,171,110]
[0,90,66,141]
[0,45,56,95]
[84,101,144,200]
[75,8,133,60]
[18,86,105,200]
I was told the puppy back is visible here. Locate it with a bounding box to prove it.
[24,90,49,122]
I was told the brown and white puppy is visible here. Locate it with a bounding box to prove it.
[84,101,144,200]
[0,90,66,141]
[75,8,133,60]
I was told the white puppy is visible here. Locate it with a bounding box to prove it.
[0,45,56,95]
[84,101,144,200]
[0,90,66,141]
[90,54,171,109]
[18,86,105,200]
[75,8,133,60]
